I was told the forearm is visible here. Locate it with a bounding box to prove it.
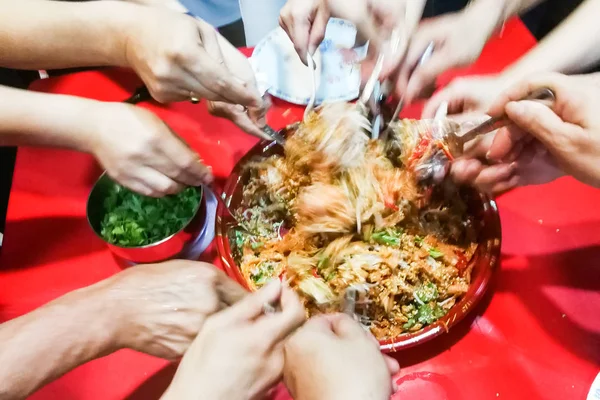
[502,0,600,80]
[117,0,187,12]
[0,0,144,70]
[498,0,547,16]
[0,85,100,152]
[461,0,545,42]
[0,282,119,399]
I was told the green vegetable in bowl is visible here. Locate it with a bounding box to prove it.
[100,185,201,247]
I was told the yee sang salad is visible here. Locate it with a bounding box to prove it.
[230,103,480,340]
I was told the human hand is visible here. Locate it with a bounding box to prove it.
[86,102,212,197]
[102,260,247,359]
[326,0,425,79]
[422,74,510,119]
[450,73,600,194]
[123,9,261,106]
[163,280,305,400]
[279,0,330,65]
[342,0,426,79]
[399,7,499,104]
[449,128,533,197]
[280,0,424,69]
[207,99,271,141]
[205,33,272,140]
[284,314,399,400]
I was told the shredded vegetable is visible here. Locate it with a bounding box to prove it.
[230,103,479,339]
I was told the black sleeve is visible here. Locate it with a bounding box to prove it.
[0,67,32,239]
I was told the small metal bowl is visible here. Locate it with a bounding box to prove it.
[87,173,205,264]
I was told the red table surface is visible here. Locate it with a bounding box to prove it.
[1,19,599,400]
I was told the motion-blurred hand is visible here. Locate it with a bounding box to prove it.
[333,0,426,81]
[451,73,600,194]
[279,0,329,65]
[280,0,425,75]
[163,280,305,400]
[103,260,247,359]
[123,9,261,107]
[422,74,510,119]
[284,313,399,400]
[400,8,498,104]
[87,103,212,197]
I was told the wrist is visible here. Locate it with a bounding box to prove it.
[87,272,141,352]
[77,101,114,155]
[91,1,146,67]
[0,86,108,153]
[49,281,124,357]
[291,381,339,400]
[499,62,538,88]
[162,378,229,400]
[462,0,507,43]
[296,389,382,400]
[52,97,117,156]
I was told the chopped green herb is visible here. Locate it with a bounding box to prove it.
[251,271,266,284]
[362,225,373,241]
[414,235,424,245]
[414,282,438,303]
[100,185,200,247]
[403,318,416,330]
[317,255,330,271]
[234,230,246,250]
[428,247,444,260]
[371,228,403,246]
[250,261,276,285]
[416,303,446,325]
[251,241,264,250]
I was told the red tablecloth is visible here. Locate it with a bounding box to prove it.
[1,19,599,400]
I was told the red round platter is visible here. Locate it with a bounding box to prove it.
[216,124,502,352]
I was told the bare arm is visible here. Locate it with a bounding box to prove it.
[0,85,100,151]
[465,0,547,37]
[496,0,547,17]
[0,282,119,399]
[117,0,187,12]
[0,0,144,70]
[501,0,600,80]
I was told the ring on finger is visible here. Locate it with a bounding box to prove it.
[189,91,200,104]
[262,302,276,315]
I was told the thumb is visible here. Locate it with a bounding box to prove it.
[329,313,366,338]
[218,279,282,322]
[505,100,579,152]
